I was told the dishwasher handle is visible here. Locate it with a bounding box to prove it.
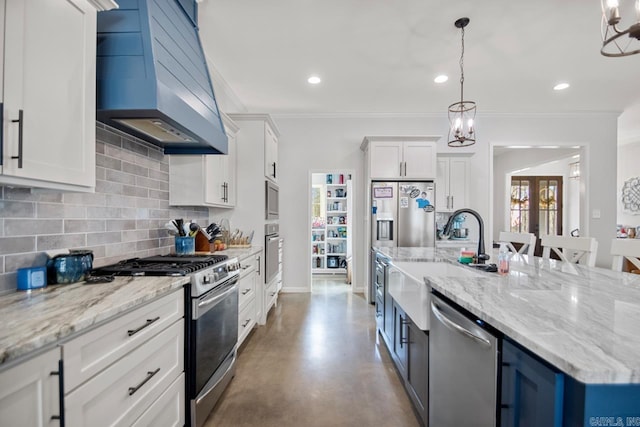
[430,300,491,347]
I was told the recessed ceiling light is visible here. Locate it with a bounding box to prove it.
[554,82,570,91]
[434,75,448,84]
[308,76,321,85]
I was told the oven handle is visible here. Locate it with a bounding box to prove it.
[193,281,238,319]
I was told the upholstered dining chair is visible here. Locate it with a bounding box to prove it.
[498,231,537,259]
[541,235,598,267]
[610,239,640,273]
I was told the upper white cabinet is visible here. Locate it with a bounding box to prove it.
[1,0,97,191]
[436,156,470,212]
[264,121,278,183]
[169,114,238,208]
[363,138,437,180]
[0,347,62,426]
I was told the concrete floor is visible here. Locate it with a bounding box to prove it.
[204,277,420,427]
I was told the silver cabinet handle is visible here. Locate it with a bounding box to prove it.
[450,195,454,209]
[11,109,23,168]
[242,288,251,295]
[127,317,160,337]
[430,301,491,347]
[128,368,160,396]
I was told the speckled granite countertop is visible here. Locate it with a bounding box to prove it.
[375,246,640,384]
[216,246,262,261]
[0,276,189,367]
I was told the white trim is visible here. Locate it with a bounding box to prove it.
[87,0,118,11]
[227,113,281,137]
[279,287,310,293]
[270,111,621,120]
[360,135,442,151]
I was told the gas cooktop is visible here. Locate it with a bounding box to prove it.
[90,254,229,277]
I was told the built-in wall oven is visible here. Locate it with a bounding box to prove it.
[265,223,280,284]
[265,180,279,220]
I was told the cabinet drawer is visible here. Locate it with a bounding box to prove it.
[264,279,278,315]
[131,373,185,427]
[64,290,183,393]
[65,320,184,427]
[237,269,256,311]
[238,298,256,347]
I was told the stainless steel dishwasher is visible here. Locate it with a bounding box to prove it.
[429,293,499,427]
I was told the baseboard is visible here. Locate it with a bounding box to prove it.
[280,287,309,293]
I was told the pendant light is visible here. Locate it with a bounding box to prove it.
[601,0,640,57]
[448,17,476,147]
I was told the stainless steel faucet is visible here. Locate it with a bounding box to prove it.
[443,208,490,264]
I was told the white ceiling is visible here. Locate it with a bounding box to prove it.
[198,0,640,137]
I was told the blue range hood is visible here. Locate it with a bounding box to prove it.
[96,0,227,155]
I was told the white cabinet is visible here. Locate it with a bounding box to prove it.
[0,347,62,426]
[1,0,97,191]
[264,275,279,318]
[63,289,184,427]
[436,156,469,212]
[365,139,437,179]
[169,114,238,208]
[264,122,278,183]
[237,253,258,347]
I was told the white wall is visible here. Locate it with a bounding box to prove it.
[275,112,618,292]
[618,141,640,228]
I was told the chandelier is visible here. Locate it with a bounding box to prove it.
[448,17,476,147]
[601,0,640,57]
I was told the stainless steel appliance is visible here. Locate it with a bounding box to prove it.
[429,293,499,427]
[369,181,435,301]
[265,223,279,283]
[90,254,241,427]
[371,181,436,248]
[265,180,279,220]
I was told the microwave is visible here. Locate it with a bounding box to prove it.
[265,180,279,219]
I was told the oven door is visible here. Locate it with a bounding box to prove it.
[265,234,279,284]
[192,279,238,395]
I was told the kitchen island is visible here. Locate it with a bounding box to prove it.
[375,246,640,426]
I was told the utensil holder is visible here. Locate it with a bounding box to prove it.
[175,236,195,255]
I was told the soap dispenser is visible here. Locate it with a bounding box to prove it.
[498,243,510,275]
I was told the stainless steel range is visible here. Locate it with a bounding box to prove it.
[91,254,241,427]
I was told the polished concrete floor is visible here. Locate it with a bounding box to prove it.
[204,276,420,427]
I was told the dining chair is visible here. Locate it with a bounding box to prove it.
[498,231,537,259]
[610,239,640,273]
[541,235,598,267]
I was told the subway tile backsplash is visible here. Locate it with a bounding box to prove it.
[0,123,212,294]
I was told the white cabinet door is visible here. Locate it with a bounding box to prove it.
[369,141,402,179]
[264,122,278,182]
[2,0,95,190]
[403,141,436,179]
[0,347,61,426]
[223,130,237,206]
[448,157,469,211]
[204,155,226,206]
[435,156,469,212]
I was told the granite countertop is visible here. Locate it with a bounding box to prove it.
[375,246,640,384]
[0,275,189,367]
[217,246,262,260]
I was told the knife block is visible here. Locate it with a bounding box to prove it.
[194,230,211,252]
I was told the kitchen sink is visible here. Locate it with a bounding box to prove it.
[392,261,484,283]
[388,262,484,331]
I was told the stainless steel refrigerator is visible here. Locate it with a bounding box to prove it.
[371,181,436,248]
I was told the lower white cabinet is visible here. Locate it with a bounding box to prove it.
[0,347,62,426]
[131,373,185,427]
[237,253,258,347]
[264,274,279,317]
[63,289,185,427]
[65,320,184,427]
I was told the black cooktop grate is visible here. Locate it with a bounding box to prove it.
[90,254,229,277]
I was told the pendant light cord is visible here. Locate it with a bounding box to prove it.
[460,26,465,103]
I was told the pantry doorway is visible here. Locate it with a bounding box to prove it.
[309,170,356,292]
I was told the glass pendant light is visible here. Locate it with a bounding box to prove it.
[448,17,477,147]
[601,0,640,57]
